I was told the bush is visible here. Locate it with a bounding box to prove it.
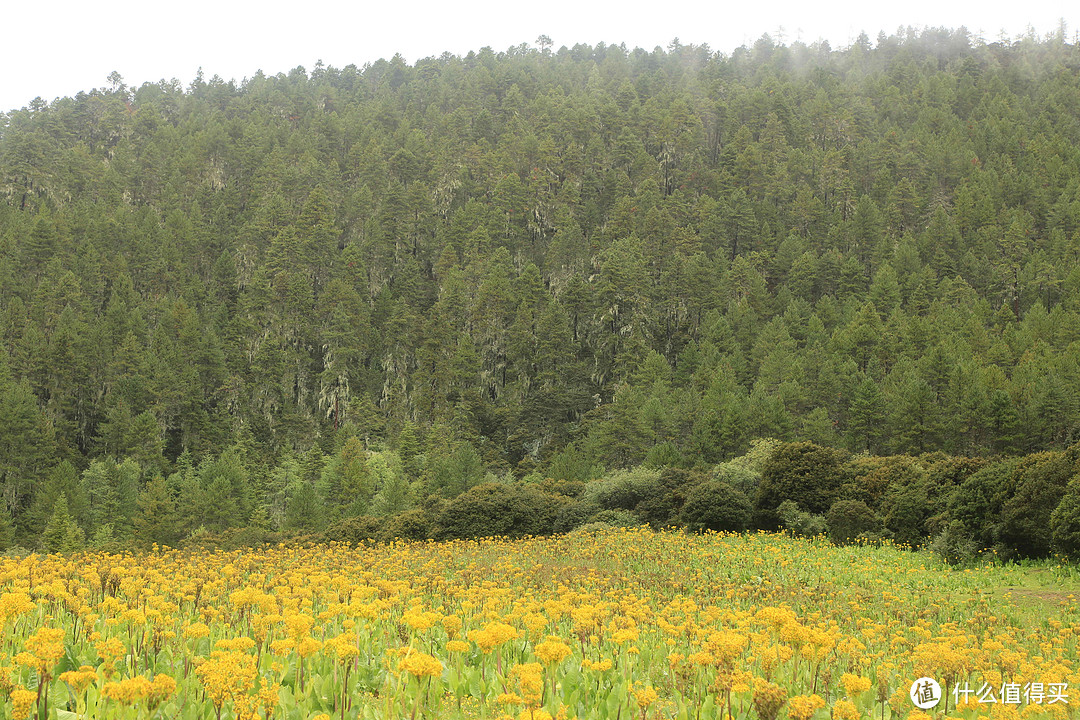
[999,452,1072,557]
[843,456,920,511]
[777,500,826,538]
[1050,475,1080,559]
[929,521,978,565]
[580,468,664,512]
[880,478,933,547]
[552,500,601,534]
[436,483,565,539]
[714,462,761,499]
[380,509,433,541]
[826,500,880,545]
[635,493,681,529]
[590,509,644,528]
[633,467,708,528]
[221,526,282,550]
[538,478,585,499]
[680,481,752,532]
[755,442,848,528]
[515,485,570,536]
[322,516,382,545]
[947,452,1073,558]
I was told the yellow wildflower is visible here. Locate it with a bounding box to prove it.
[534,639,572,665]
[633,685,659,708]
[11,687,37,719]
[398,651,443,678]
[832,699,860,720]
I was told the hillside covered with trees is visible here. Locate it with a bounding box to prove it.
[3,28,1080,553]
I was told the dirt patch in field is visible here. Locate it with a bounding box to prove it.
[1002,587,1073,606]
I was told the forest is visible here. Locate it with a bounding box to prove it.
[3,28,1080,556]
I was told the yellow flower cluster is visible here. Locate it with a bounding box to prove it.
[534,638,572,665]
[511,663,545,706]
[10,687,36,719]
[194,650,257,710]
[101,673,176,706]
[59,665,99,691]
[183,621,211,638]
[582,657,613,671]
[215,636,256,651]
[633,685,659,709]
[468,621,519,652]
[403,608,442,631]
[787,693,826,720]
[22,627,65,673]
[704,630,749,664]
[832,699,860,720]
[498,692,524,705]
[840,673,872,697]
[0,592,35,622]
[327,631,358,661]
[397,650,443,678]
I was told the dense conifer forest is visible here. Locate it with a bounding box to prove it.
[4,28,1080,556]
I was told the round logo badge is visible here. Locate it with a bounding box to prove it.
[910,677,942,709]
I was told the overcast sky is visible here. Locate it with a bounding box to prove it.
[1,0,1075,113]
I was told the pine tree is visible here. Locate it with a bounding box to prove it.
[41,494,81,553]
[134,476,179,546]
[0,503,13,552]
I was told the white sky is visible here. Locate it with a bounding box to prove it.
[1,0,1075,113]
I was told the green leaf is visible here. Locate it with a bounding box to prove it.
[468,666,484,698]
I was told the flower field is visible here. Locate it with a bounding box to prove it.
[1,529,1078,720]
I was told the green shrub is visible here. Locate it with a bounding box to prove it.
[322,516,382,545]
[435,483,565,539]
[590,509,644,528]
[632,467,708,528]
[999,452,1072,557]
[221,526,282,550]
[381,509,433,541]
[516,485,570,536]
[580,468,664,512]
[680,481,752,532]
[947,452,1073,558]
[755,442,848,528]
[1050,475,1080,559]
[777,500,826,537]
[880,478,932,547]
[929,521,978,565]
[714,462,761,499]
[635,493,681,529]
[843,456,922,512]
[538,478,585,498]
[552,500,600,534]
[826,500,880,545]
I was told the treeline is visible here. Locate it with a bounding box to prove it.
[3,29,1080,547]
[13,435,1080,566]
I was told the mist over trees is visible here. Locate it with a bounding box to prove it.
[3,27,1080,551]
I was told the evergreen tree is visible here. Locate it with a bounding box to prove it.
[134,476,179,546]
[41,493,81,553]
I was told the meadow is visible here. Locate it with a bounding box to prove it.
[1,529,1078,720]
